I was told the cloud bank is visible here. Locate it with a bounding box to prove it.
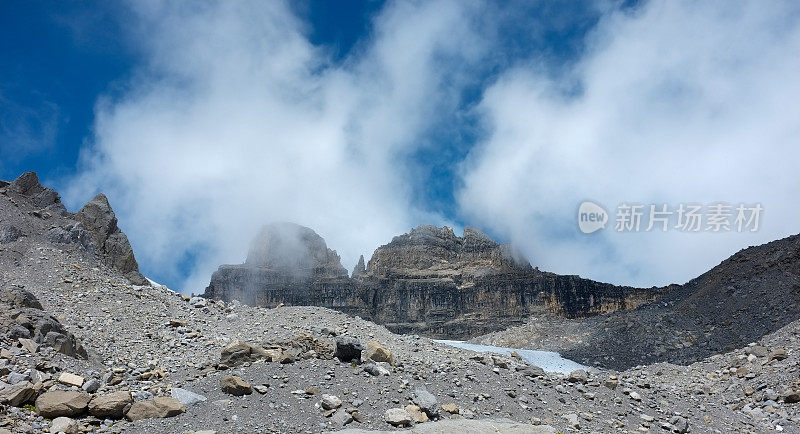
[66,0,800,291]
[459,0,800,286]
[66,0,486,292]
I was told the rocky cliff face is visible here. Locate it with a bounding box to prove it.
[203,224,663,338]
[77,193,148,286]
[1,172,147,286]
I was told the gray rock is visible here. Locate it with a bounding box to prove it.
[49,416,78,434]
[563,413,580,429]
[384,408,414,427]
[412,386,438,416]
[44,222,95,256]
[7,372,29,385]
[334,337,363,363]
[219,340,268,366]
[516,365,545,377]
[568,369,588,383]
[746,345,769,358]
[0,381,36,406]
[190,297,207,308]
[321,394,342,410]
[171,387,207,407]
[9,172,67,215]
[0,285,43,309]
[0,225,21,244]
[363,362,390,376]
[82,378,101,393]
[331,409,354,427]
[669,416,689,433]
[76,193,147,285]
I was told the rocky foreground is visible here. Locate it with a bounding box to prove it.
[1,172,800,433]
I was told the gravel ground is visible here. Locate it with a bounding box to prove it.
[2,177,800,433]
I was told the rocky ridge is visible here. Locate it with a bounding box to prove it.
[204,224,663,338]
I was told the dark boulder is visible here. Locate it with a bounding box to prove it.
[334,337,363,363]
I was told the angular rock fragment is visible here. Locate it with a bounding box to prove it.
[88,391,132,418]
[220,375,252,396]
[36,391,91,418]
[125,397,186,421]
[334,337,363,363]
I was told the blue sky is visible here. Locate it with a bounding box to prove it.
[1,1,798,293]
[0,0,600,213]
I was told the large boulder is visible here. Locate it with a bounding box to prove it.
[0,225,22,244]
[364,341,394,366]
[125,397,185,421]
[220,375,252,396]
[0,381,36,406]
[76,193,148,285]
[219,340,270,366]
[334,337,363,363]
[88,391,133,418]
[412,387,438,417]
[36,391,91,418]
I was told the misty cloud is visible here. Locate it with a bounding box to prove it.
[458,0,800,286]
[64,0,800,291]
[65,0,484,292]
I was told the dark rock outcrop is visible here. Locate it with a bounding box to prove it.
[553,232,800,369]
[8,172,67,216]
[204,224,661,338]
[76,194,148,285]
[0,285,88,359]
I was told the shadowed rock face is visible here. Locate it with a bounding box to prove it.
[204,224,661,338]
[76,194,148,286]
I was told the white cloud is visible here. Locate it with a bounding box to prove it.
[458,0,800,286]
[65,0,800,291]
[65,0,487,292]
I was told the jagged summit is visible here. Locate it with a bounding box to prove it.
[1,172,147,286]
[352,254,366,277]
[365,224,531,278]
[77,193,148,285]
[245,222,347,279]
[7,171,67,216]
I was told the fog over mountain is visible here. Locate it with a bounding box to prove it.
[61,0,800,291]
